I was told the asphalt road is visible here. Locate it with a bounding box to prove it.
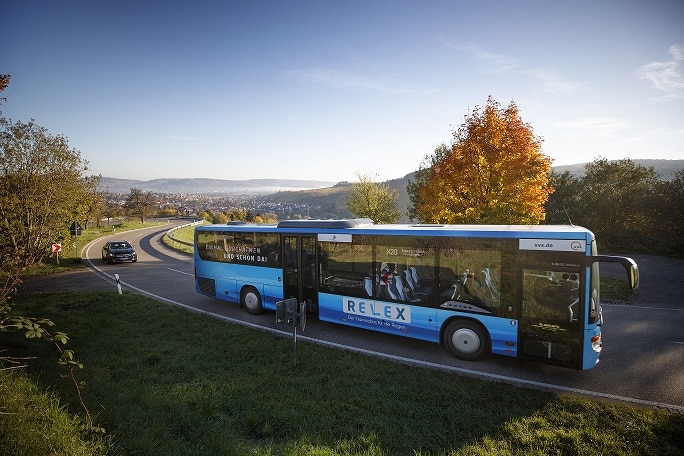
[19,221,684,412]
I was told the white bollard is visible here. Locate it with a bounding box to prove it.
[115,273,122,295]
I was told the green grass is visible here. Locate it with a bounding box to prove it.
[2,291,682,455]
[0,369,109,456]
[600,276,634,302]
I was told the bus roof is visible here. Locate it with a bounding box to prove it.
[196,220,594,240]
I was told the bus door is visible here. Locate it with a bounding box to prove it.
[519,267,583,368]
[282,235,318,314]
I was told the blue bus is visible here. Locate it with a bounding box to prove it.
[194,219,638,370]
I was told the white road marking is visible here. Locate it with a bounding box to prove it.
[167,267,193,276]
[602,303,683,311]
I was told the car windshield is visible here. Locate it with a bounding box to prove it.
[111,242,131,249]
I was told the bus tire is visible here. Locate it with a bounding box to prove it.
[241,286,263,315]
[443,319,489,361]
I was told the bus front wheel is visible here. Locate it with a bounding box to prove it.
[443,320,489,361]
[241,286,263,315]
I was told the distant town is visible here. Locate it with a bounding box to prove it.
[102,159,684,223]
[105,190,337,222]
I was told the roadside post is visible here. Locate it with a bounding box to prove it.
[275,298,307,367]
[115,274,122,294]
[51,243,61,265]
[69,221,82,263]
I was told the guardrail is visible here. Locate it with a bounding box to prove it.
[164,219,204,249]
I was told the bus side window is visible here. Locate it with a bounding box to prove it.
[319,242,372,298]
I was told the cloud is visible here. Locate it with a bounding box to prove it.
[166,135,203,142]
[448,43,519,73]
[285,68,433,95]
[448,41,580,95]
[521,68,582,95]
[552,117,629,130]
[635,44,684,99]
[552,117,630,138]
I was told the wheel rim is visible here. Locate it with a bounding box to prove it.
[243,291,259,312]
[451,328,481,355]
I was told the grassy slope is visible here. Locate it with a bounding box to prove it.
[2,291,682,456]
[0,370,109,455]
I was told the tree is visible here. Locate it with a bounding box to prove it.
[573,157,662,250]
[657,169,684,254]
[0,118,93,270]
[407,143,450,221]
[544,157,679,253]
[103,199,123,225]
[346,172,400,223]
[544,169,582,224]
[69,174,105,229]
[124,188,157,223]
[408,97,552,224]
[0,104,95,428]
[0,74,9,105]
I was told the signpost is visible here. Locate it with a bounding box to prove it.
[69,221,82,236]
[276,298,307,366]
[52,243,62,265]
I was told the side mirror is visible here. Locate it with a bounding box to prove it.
[627,260,639,289]
[588,255,639,289]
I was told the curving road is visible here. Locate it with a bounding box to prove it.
[83,221,684,412]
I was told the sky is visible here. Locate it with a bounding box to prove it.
[2,0,683,183]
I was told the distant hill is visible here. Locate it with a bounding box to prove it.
[100,177,337,195]
[553,159,684,180]
[264,159,683,221]
[101,159,682,220]
[267,175,416,221]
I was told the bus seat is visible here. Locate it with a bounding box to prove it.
[410,267,419,286]
[568,298,579,323]
[387,279,399,300]
[396,275,422,302]
[404,269,417,291]
[394,276,407,300]
[364,277,373,297]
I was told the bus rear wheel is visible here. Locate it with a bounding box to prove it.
[443,320,489,361]
[241,286,263,315]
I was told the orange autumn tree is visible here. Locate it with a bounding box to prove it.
[408,97,553,224]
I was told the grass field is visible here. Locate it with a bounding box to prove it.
[2,291,682,455]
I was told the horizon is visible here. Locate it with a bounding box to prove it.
[100,158,684,186]
[3,1,683,182]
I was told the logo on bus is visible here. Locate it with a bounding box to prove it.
[343,297,411,324]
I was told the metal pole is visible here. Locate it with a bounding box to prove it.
[292,317,297,367]
[74,236,80,263]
